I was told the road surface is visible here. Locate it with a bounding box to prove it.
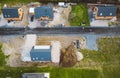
[0,27,120,35]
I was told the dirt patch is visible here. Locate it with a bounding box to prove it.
[60,44,77,67]
[1,36,24,67]
[0,35,86,67]
[36,36,86,49]
[0,36,54,67]
[48,6,71,26]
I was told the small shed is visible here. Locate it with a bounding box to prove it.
[58,2,68,7]
[29,7,35,14]
[30,45,51,61]
[58,2,65,7]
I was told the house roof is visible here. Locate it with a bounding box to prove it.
[22,73,45,78]
[97,6,117,16]
[30,46,51,61]
[34,6,53,19]
[2,7,19,18]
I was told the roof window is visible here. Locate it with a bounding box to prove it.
[110,13,112,16]
[4,15,7,17]
[36,57,38,60]
[33,58,35,60]
[100,13,102,16]
[8,15,10,17]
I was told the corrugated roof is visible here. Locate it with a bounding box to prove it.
[2,7,19,18]
[97,6,117,16]
[30,46,51,61]
[34,6,53,19]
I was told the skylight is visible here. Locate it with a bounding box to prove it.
[100,13,102,16]
[110,13,112,16]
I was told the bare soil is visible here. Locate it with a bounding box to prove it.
[36,36,86,49]
[0,36,53,67]
[48,6,71,26]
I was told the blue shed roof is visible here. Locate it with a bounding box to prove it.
[30,46,51,61]
[34,6,53,19]
[97,6,117,16]
[2,7,19,18]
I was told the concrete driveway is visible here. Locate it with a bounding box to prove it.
[90,20,109,27]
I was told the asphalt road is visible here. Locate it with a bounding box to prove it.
[0,27,120,35]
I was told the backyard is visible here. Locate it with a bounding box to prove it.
[69,4,90,26]
[77,37,120,78]
[0,37,120,78]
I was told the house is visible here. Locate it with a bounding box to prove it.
[2,7,23,21]
[22,73,50,78]
[30,45,51,61]
[94,6,117,20]
[21,35,61,63]
[34,6,53,21]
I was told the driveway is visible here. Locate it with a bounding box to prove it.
[90,20,109,27]
[51,41,61,63]
[21,34,37,61]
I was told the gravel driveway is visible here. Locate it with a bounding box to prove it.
[21,34,37,61]
[51,41,61,63]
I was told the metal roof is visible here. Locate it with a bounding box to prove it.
[97,6,117,16]
[34,6,53,19]
[22,73,44,78]
[2,7,19,18]
[30,46,51,61]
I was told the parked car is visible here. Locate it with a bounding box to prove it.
[30,15,34,22]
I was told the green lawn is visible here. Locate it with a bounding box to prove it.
[0,67,100,78]
[0,3,1,14]
[69,4,90,26]
[78,37,120,78]
[0,43,6,68]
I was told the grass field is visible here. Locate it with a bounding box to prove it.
[0,67,100,78]
[0,43,6,68]
[0,3,1,14]
[78,37,120,78]
[69,4,90,26]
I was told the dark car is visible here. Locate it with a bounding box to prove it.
[30,15,34,22]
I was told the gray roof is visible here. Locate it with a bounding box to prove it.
[2,7,19,18]
[30,46,51,61]
[34,6,53,19]
[22,73,45,78]
[97,6,117,16]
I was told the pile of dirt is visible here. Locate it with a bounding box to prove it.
[60,44,77,67]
